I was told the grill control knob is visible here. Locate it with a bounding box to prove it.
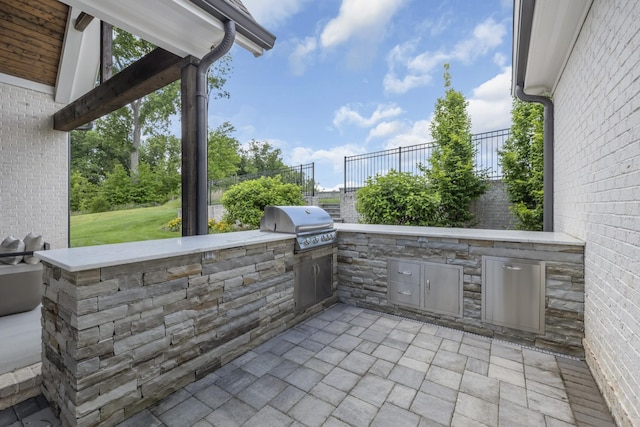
[303,238,310,245]
[312,236,319,244]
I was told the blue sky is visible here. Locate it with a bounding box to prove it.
[208,0,514,190]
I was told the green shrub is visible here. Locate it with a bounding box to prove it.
[85,195,110,213]
[221,176,305,227]
[355,170,440,225]
[70,171,98,212]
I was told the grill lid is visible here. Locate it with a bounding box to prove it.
[260,206,334,234]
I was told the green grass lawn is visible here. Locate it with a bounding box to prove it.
[70,199,181,247]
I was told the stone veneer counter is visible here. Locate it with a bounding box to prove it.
[334,223,586,357]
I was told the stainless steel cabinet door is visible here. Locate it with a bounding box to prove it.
[295,258,317,313]
[424,263,463,317]
[482,256,545,334]
[388,260,422,308]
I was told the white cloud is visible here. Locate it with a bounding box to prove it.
[384,18,507,94]
[289,37,317,75]
[467,67,513,133]
[320,0,406,48]
[241,0,307,29]
[383,119,432,150]
[367,120,406,141]
[333,103,404,129]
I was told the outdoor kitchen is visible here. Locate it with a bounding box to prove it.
[35,206,585,426]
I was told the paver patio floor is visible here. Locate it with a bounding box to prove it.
[1,303,616,426]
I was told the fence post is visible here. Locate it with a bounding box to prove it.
[343,157,347,193]
[398,146,402,173]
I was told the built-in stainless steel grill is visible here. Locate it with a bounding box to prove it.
[260,206,337,253]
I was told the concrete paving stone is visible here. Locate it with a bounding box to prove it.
[357,310,381,320]
[490,354,525,373]
[284,366,324,392]
[571,403,616,423]
[410,391,455,425]
[351,374,395,407]
[330,334,363,353]
[236,374,288,410]
[450,412,486,427]
[205,397,256,426]
[460,370,500,403]
[359,328,388,344]
[522,348,559,372]
[323,416,352,427]
[527,389,575,424]
[345,325,366,337]
[566,394,611,413]
[498,399,545,427]
[309,330,338,345]
[304,357,334,375]
[420,323,439,335]
[488,363,525,387]
[267,339,297,356]
[158,396,212,427]
[387,383,418,409]
[281,329,311,345]
[255,337,296,356]
[0,407,18,426]
[491,342,523,363]
[556,356,590,371]
[461,334,492,350]
[388,365,426,390]
[240,352,285,378]
[432,349,468,373]
[314,346,348,366]
[412,333,443,351]
[418,419,447,427]
[396,319,424,334]
[295,324,320,336]
[13,396,43,419]
[323,320,352,335]
[388,329,416,344]
[381,337,410,352]
[371,402,421,427]
[304,317,330,330]
[419,379,458,403]
[499,382,528,407]
[194,384,232,410]
[317,306,348,321]
[369,359,395,378]
[269,359,300,380]
[298,338,326,353]
[20,407,61,427]
[525,364,565,389]
[354,339,379,355]
[562,371,601,389]
[398,355,430,373]
[373,317,401,330]
[544,416,577,427]
[150,388,192,416]
[458,343,490,362]
[454,392,498,426]
[338,350,376,375]
[309,382,347,407]
[214,367,258,395]
[573,410,617,427]
[563,378,607,399]
[189,420,214,427]
[282,346,316,365]
[465,357,489,376]
[116,409,163,427]
[349,315,376,328]
[185,373,219,394]
[242,405,294,427]
[269,385,306,413]
[426,365,462,390]
[526,378,569,401]
[372,344,404,363]
[435,327,464,342]
[322,367,361,392]
[231,350,258,367]
[439,338,461,353]
[332,395,378,427]
[404,345,435,364]
[288,394,334,427]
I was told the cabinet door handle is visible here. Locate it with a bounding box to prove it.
[426,279,430,292]
[502,265,522,271]
[397,271,412,276]
[397,290,412,295]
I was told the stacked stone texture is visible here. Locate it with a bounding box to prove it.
[336,231,585,357]
[40,241,336,427]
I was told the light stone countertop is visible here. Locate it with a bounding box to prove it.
[36,230,293,272]
[334,223,585,246]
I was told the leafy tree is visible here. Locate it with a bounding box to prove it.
[69,171,99,211]
[422,64,486,227]
[100,163,134,206]
[238,140,286,175]
[140,134,181,198]
[70,129,130,184]
[208,122,241,180]
[221,176,305,227]
[355,170,440,225]
[499,98,544,230]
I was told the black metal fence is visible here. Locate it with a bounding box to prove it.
[343,128,510,192]
[208,163,315,204]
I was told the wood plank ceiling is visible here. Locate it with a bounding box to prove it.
[0,0,69,86]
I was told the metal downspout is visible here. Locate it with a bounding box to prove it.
[515,84,554,232]
[195,20,236,235]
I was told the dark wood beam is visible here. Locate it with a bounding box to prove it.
[74,12,94,31]
[181,57,199,236]
[53,48,183,131]
[100,21,113,83]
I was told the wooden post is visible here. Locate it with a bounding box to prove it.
[100,22,113,83]
[181,57,199,236]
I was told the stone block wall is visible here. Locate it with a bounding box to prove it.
[552,0,640,424]
[40,240,337,426]
[0,82,68,249]
[336,231,585,357]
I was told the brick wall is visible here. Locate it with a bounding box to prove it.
[552,0,640,424]
[0,82,68,249]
